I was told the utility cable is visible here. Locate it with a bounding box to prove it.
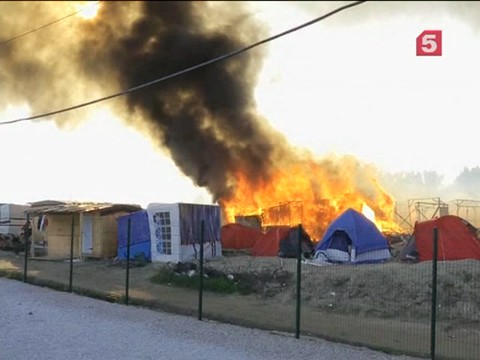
[0,1,366,126]
[0,1,101,46]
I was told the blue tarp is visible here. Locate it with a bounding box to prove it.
[315,208,390,263]
[117,210,151,261]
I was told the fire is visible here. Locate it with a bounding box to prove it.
[75,1,100,20]
[219,153,401,240]
[362,203,380,230]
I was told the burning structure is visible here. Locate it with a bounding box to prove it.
[0,2,399,239]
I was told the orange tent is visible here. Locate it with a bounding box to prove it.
[412,215,480,261]
[251,226,290,257]
[220,223,264,250]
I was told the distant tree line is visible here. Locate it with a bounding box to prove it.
[380,167,480,200]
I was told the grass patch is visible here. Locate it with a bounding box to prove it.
[150,265,292,296]
[0,269,23,280]
[150,268,239,294]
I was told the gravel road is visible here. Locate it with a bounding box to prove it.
[0,278,421,360]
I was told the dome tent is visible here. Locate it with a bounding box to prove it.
[314,208,391,264]
[401,215,480,262]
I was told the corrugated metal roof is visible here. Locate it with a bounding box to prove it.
[25,202,142,215]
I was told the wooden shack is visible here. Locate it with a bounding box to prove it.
[27,201,141,259]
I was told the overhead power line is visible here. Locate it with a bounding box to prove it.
[0,1,101,46]
[0,1,366,126]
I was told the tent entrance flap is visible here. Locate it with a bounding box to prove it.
[329,230,352,252]
[324,230,353,263]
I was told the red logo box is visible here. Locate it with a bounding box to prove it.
[416,30,442,56]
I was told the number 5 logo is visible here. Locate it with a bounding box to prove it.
[416,30,442,56]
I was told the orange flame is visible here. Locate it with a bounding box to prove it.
[219,152,401,240]
[75,1,101,20]
[362,202,382,231]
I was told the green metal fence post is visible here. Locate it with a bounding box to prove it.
[295,224,302,339]
[198,220,205,321]
[23,213,30,283]
[69,214,75,293]
[430,226,438,360]
[125,218,131,305]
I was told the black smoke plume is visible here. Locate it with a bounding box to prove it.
[0,1,396,218]
[0,1,290,200]
[78,1,290,200]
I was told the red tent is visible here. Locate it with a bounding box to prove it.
[220,223,264,250]
[251,226,290,257]
[413,215,480,261]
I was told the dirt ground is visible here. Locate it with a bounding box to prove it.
[1,250,479,360]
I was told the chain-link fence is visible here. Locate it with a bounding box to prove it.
[0,221,479,360]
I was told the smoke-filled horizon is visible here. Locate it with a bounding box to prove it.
[1,1,294,201]
[0,1,389,208]
[2,1,479,226]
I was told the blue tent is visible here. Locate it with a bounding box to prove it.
[314,208,391,264]
[117,210,151,261]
